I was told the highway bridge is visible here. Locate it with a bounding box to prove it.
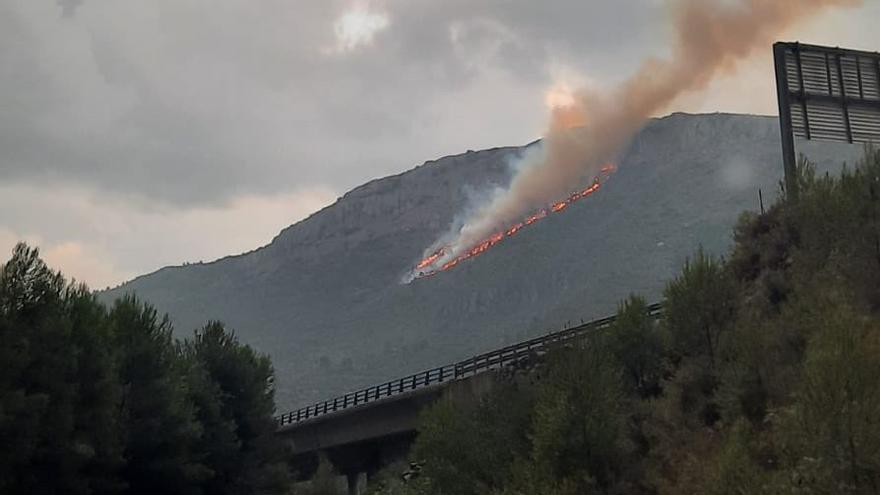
[276,303,663,493]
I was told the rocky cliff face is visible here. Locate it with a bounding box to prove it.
[102,113,863,410]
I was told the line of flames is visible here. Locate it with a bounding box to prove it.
[413,164,616,279]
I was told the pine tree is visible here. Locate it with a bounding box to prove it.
[109,295,208,494]
[0,243,124,494]
[185,321,289,494]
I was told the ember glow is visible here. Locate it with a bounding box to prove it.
[411,164,615,280]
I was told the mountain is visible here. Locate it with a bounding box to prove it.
[101,112,863,410]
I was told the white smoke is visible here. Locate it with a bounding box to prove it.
[409,0,862,281]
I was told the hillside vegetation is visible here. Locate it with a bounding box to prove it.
[102,113,863,410]
[370,148,880,494]
[0,244,290,494]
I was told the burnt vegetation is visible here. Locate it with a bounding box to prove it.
[369,148,880,494]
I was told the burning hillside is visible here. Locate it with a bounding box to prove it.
[410,164,615,280]
[406,0,859,283]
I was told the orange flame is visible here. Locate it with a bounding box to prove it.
[413,164,616,279]
[415,249,444,270]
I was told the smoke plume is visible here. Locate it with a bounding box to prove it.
[413,0,861,279]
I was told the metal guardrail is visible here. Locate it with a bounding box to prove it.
[275,302,664,427]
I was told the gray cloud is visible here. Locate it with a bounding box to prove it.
[0,0,666,208]
[1,0,878,287]
[57,0,83,18]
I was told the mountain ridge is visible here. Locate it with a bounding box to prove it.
[101,112,863,409]
[104,112,765,286]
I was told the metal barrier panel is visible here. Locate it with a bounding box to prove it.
[774,42,880,199]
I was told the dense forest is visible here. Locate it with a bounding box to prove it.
[0,244,290,494]
[362,148,880,494]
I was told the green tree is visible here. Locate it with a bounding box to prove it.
[0,244,293,494]
[661,250,736,428]
[185,321,290,494]
[411,380,533,495]
[0,243,124,494]
[400,149,880,495]
[524,344,631,493]
[664,249,736,369]
[778,152,880,311]
[109,295,209,494]
[604,295,665,398]
[775,303,880,493]
[64,284,126,493]
[706,419,770,495]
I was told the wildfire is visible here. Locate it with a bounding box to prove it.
[412,164,616,279]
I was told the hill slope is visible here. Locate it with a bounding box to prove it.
[102,113,862,409]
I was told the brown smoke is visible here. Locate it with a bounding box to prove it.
[439,0,861,259]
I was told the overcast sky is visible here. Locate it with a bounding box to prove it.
[1,0,878,288]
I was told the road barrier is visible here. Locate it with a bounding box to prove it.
[275,302,663,427]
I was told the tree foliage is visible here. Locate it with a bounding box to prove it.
[605,295,665,399]
[524,344,631,493]
[0,244,122,495]
[411,382,533,495]
[185,321,289,494]
[0,243,289,494]
[389,148,880,495]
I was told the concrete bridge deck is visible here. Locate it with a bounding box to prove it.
[276,303,663,493]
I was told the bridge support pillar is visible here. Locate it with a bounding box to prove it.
[347,471,367,495]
